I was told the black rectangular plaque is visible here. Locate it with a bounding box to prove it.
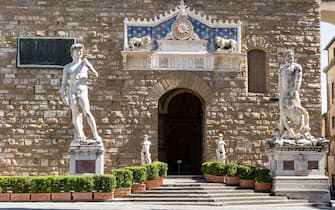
[308,160,319,170]
[283,160,294,170]
[17,37,75,68]
[75,160,95,174]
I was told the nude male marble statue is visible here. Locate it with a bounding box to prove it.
[61,43,102,145]
[216,134,227,163]
[275,50,313,146]
[141,135,152,165]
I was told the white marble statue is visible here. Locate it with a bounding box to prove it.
[215,36,237,52]
[141,134,152,165]
[216,134,227,163]
[274,50,313,146]
[61,43,102,145]
[128,35,152,51]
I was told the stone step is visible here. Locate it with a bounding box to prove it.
[115,201,311,207]
[130,192,269,198]
[145,189,254,194]
[151,186,240,191]
[115,195,286,202]
[222,199,309,206]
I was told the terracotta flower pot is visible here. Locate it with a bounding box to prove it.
[204,173,225,183]
[30,193,51,201]
[239,179,255,188]
[51,192,72,201]
[131,183,146,193]
[0,193,10,201]
[145,179,160,189]
[255,182,272,192]
[225,176,240,186]
[72,192,93,201]
[94,192,114,200]
[113,188,131,197]
[10,193,30,201]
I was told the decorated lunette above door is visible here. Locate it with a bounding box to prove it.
[122,0,242,71]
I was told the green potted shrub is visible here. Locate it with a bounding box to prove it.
[93,174,116,200]
[126,166,147,193]
[152,161,168,185]
[225,163,240,185]
[255,168,272,192]
[238,165,256,188]
[50,176,72,201]
[111,168,133,197]
[145,163,160,189]
[202,162,226,183]
[201,162,211,175]
[0,176,10,200]
[30,176,52,200]
[72,176,94,201]
[9,176,31,201]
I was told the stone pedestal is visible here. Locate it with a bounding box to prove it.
[69,141,104,175]
[267,145,330,203]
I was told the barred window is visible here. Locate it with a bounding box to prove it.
[248,49,267,93]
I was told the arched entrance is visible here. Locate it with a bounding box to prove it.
[158,89,203,175]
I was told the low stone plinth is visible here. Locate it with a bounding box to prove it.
[69,141,104,175]
[266,145,330,203]
[272,176,330,203]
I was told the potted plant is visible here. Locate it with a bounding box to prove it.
[153,161,168,185]
[202,162,226,183]
[30,176,51,200]
[0,176,10,201]
[112,169,133,197]
[255,168,272,192]
[9,176,31,201]
[225,163,240,186]
[238,165,256,188]
[50,176,72,201]
[93,174,116,200]
[72,176,94,201]
[145,163,160,189]
[126,166,147,193]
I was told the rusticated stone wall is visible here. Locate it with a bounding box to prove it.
[0,0,321,175]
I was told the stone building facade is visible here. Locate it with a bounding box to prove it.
[325,37,335,187]
[0,0,321,175]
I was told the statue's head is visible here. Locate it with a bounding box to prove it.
[284,50,294,63]
[70,43,84,58]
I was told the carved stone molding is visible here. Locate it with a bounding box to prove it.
[242,35,272,53]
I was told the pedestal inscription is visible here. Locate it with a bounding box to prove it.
[69,142,104,175]
[75,160,95,174]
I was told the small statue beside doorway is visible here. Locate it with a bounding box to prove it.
[216,133,226,163]
[141,135,152,165]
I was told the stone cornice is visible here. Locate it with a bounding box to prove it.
[124,0,241,28]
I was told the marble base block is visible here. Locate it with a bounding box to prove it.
[266,145,330,203]
[272,176,330,203]
[69,141,104,175]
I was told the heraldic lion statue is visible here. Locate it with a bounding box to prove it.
[215,36,237,52]
[128,35,152,51]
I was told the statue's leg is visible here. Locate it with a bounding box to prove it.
[71,103,85,140]
[79,93,101,142]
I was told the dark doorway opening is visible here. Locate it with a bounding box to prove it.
[158,90,203,175]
